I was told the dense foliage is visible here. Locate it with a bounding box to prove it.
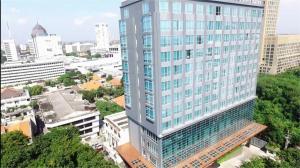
[1,127,117,168]
[81,86,124,103]
[96,100,124,118]
[25,85,44,96]
[57,71,80,86]
[241,69,300,168]
[241,148,300,168]
[254,69,300,147]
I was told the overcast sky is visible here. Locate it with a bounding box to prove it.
[1,0,300,44]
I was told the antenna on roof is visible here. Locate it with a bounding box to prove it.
[6,21,11,39]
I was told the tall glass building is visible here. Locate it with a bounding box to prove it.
[118,0,265,167]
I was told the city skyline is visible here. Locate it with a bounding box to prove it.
[1,0,300,44]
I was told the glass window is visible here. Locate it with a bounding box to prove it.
[173,20,183,31]
[161,81,171,91]
[174,92,182,101]
[207,5,214,15]
[142,16,152,32]
[143,2,150,14]
[173,79,182,88]
[145,79,153,92]
[173,117,182,126]
[172,36,183,46]
[119,21,126,35]
[185,89,192,98]
[216,6,222,15]
[144,50,152,64]
[160,20,171,32]
[186,49,193,59]
[161,67,171,77]
[172,2,181,14]
[174,65,182,74]
[160,36,171,47]
[196,35,203,44]
[196,21,204,30]
[123,8,129,18]
[145,93,153,105]
[207,21,214,30]
[173,51,183,60]
[195,49,204,57]
[185,3,193,14]
[186,20,194,31]
[144,65,152,78]
[196,4,204,15]
[162,108,171,118]
[185,35,194,45]
[162,95,171,105]
[146,106,155,121]
[173,104,183,113]
[185,76,192,85]
[224,6,230,16]
[160,52,171,62]
[159,0,169,13]
[162,121,171,130]
[184,101,192,110]
[143,35,152,48]
[185,63,192,72]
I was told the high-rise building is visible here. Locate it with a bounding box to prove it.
[117,0,267,167]
[2,39,19,62]
[31,23,63,59]
[95,23,109,51]
[260,0,300,74]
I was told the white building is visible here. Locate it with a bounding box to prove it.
[1,60,65,87]
[31,23,63,59]
[102,111,129,164]
[27,39,35,55]
[64,42,94,54]
[2,39,19,62]
[1,88,31,111]
[95,23,109,51]
[65,56,121,75]
[39,89,100,139]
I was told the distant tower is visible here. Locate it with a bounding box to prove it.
[2,22,19,62]
[95,23,109,51]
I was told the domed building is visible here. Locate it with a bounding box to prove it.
[31,23,48,38]
[30,23,63,59]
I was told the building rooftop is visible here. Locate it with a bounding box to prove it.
[39,89,97,124]
[1,118,33,138]
[31,23,48,38]
[78,74,103,91]
[112,95,125,108]
[108,78,122,87]
[1,88,28,100]
[104,111,128,130]
[117,123,267,168]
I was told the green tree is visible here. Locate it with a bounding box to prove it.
[96,100,124,118]
[1,127,117,168]
[106,75,113,81]
[81,90,97,103]
[29,100,39,110]
[26,85,44,96]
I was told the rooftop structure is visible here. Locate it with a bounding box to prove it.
[31,23,48,38]
[39,89,100,139]
[1,118,36,139]
[1,88,30,111]
[112,95,125,108]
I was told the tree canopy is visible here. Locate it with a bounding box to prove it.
[96,100,124,118]
[254,68,300,147]
[25,85,44,96]
[1,127,117,168]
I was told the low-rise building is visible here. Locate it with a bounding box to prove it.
[1,60,65,87]
[102,111,129,164]
[1,88,31,111]
[112,95,125,108]
[260,35,300,74]
[1,118,36,140]
[38,88,100,140]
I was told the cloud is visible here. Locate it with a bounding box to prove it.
[103,12,119,18]
[17,18,27,24]
[73,16,93,25]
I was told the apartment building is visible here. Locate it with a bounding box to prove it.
[102,111,129,164]
[117,0,267,167]
[1,60,65,87]
[259,0,300,74]
[2,39,19,62]
[1,88,30,111]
